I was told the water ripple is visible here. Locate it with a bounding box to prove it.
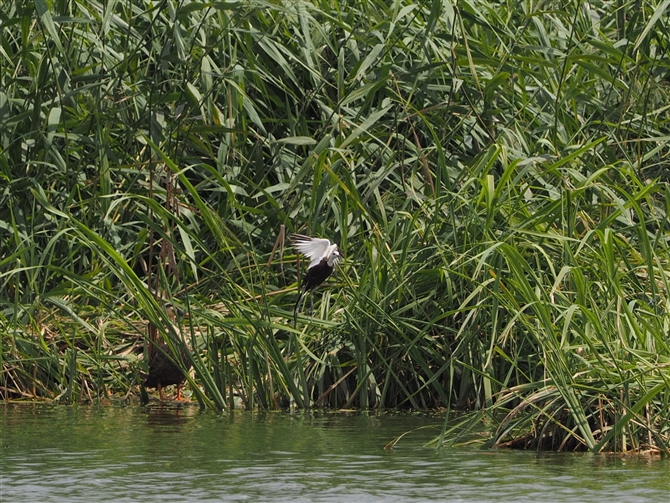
[2,405,669,502]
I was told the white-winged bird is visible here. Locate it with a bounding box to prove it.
[290,233,343,321]
[144,303,192,401]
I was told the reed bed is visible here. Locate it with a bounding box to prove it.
[1,0,669,453]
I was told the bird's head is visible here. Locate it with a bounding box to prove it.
[165,303,187,321]
[327,246,343,267]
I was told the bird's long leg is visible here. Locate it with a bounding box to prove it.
[176,384,183,401]
[294,287,307,325]
[158,383,165,401]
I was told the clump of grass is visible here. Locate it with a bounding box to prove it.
[1,0,669,452]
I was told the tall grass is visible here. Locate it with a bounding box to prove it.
[1,0,669,452]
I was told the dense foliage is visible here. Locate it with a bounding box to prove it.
[2,0,670,453]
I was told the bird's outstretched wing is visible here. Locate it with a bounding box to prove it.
[290,234,332,267]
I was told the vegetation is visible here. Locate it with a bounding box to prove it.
[2,0,669,453]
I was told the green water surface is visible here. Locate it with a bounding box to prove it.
[1,403,668,502]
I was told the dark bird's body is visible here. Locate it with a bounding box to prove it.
[290,234,343,319]
[144,346,189,391]
[144,304,191,401]
[302,257,336,291]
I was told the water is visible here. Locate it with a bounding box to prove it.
[1,403,668,502]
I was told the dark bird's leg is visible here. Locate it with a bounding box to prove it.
[294,287,307,325]
[158,383,165,402]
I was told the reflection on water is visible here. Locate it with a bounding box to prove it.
[1,403,669,502]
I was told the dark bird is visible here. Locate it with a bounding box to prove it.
[144,303,192,401]
[290,233,343,320]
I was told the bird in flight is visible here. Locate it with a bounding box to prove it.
[290,233,343,321]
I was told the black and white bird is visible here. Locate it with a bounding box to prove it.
[290,233,343,320]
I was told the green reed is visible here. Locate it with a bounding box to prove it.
[1,0,669,452]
